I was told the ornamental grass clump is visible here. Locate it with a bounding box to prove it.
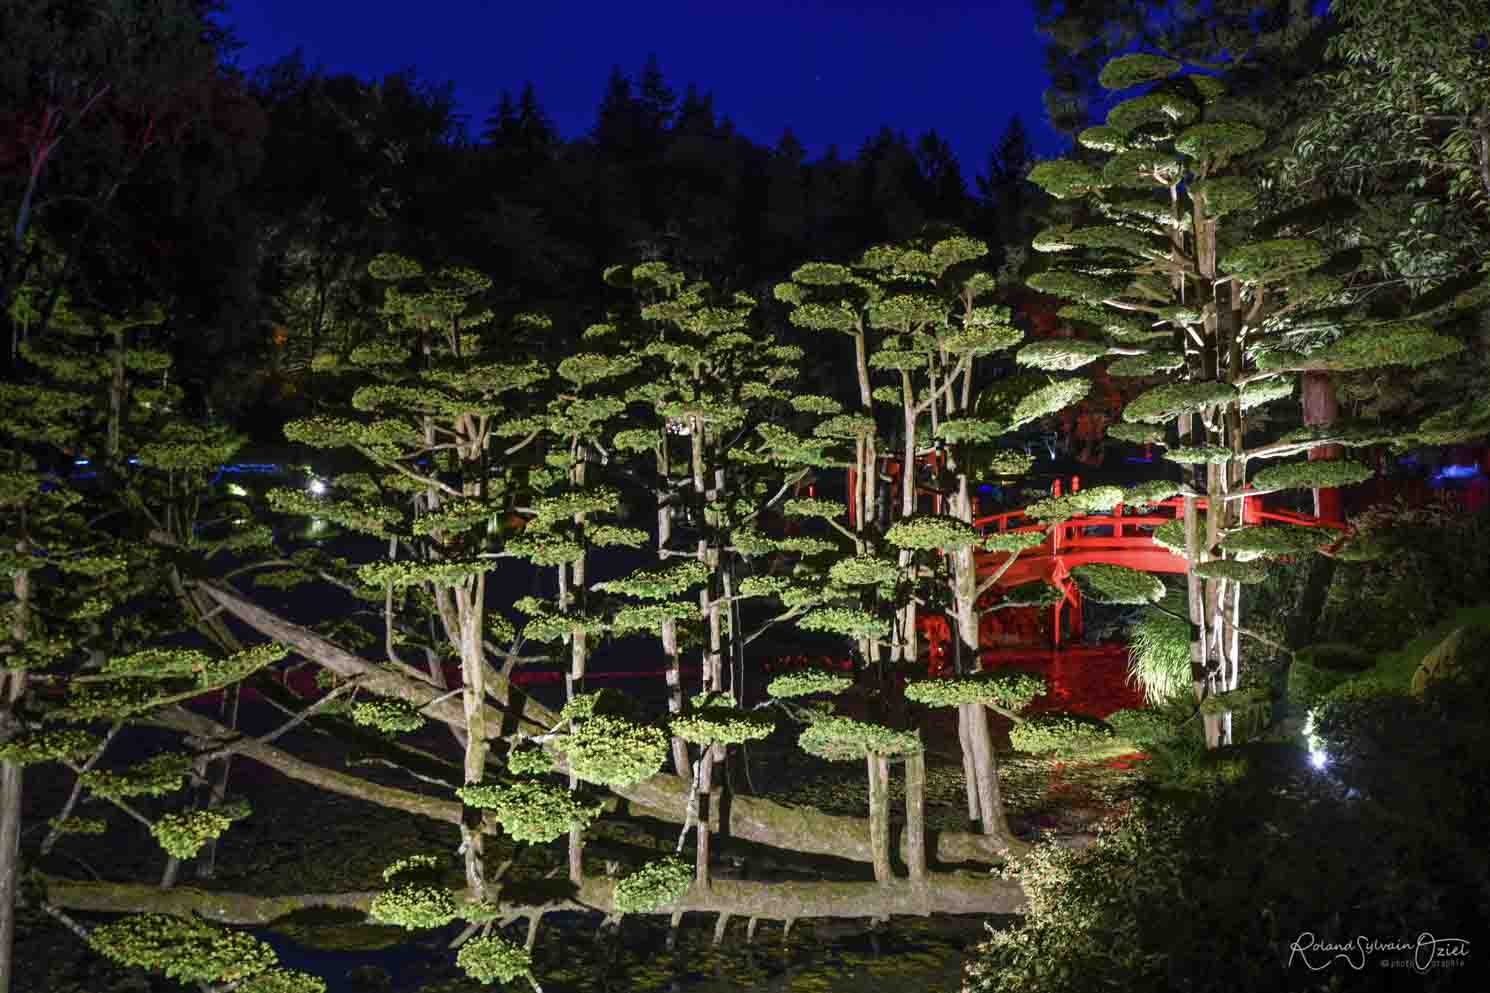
[1127,594,1193,705]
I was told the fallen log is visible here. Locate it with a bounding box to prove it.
[199,582,1019,866]
[41,869,1025,925]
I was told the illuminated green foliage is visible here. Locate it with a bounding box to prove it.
[1312,321,1463,370]
[827,554,900,586]
[981,530,1047,553]
[506,745,553,776]
[1163,446,1234,464]
[1098,52,1181,89]
[1010,378,1093,426]
[350,698,427,734]
[905,670,1046,710]
[1240,377,1295,410]
[1193,559,1269,584]
[1071,564,1166,604]
[1107,351,1185,377]
[613,856,694,913]
[1028,160,1104,199]
[594,561,708,599]
[89,915,278,985]
[80,753,193,799]
[369,856,460,930]
[1105,708,1176,745]
[1016,340,1110,371]
[1252,460,1373,491]
[457,779,601,843]
[457,935,534,984]
[1218,524,1330,559]
[798,716,922,761]
[1123,383,1237,423]
[151,802,251,859]
[0,728,100,765]
[554,715,667,787]
[1128,593,1193,705]
[798,607,891,640]
[1009,712,1115,755]
[886,514,982,550]
[766,669,854,698]
[671,695,775,746]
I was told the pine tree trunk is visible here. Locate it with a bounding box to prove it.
[957,704,980,823]
[965,703,1013,844]
[459,579,490,901]
[867,754,892,883]
[0,563,29,993]
[0,682,23,993]
[904,750,927,882]
[694,745,716,888]
[656,444,690,777]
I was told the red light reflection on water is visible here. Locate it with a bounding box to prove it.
[979,642,1145,719]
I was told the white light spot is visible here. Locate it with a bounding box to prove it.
[1309,748,1329,770]
[308,479,328,496]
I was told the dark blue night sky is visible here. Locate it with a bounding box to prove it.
[223,0,1064,179]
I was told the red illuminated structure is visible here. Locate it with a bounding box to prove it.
[961,475,1345,649]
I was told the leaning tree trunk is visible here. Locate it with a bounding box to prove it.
[194,582,1023,867]
[41,867,1026,925]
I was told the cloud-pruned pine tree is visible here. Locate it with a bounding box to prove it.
[0,302,327,993]
[771,235,1091,850]
[1025,52,1483,746]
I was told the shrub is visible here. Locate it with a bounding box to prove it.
[964,779,1483,993]
[1104,707,1175,746]
[1286,643,1373,709]
[1008,711,1114,755]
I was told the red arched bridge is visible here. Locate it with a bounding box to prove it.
[909,474,1348,657]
